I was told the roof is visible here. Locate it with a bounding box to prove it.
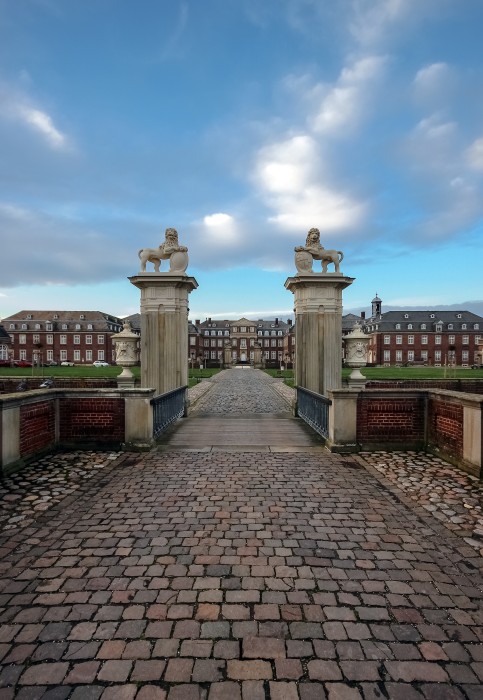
[365,309,483,331]
[3,310,124,331]
[0,325,11,344]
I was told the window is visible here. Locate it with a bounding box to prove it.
[9,323,15,329]
[217,331,223,336]
[448,324,453,330]
[250,327,255,332]
[189,336,196,345]
[62,324,67,330]
[396,335,402,345]
[211,351,217,359]
[435,351,441,362]
[74,335,80,345]
[462,351,469,364]
[456,314,462,319]
[396,350,402,362]
[211,339,216,347]
[47,350,53,361]
[20,350,27,360]
[407,324,413,329]
[395,323,401,329]
[271,351,277,359]
[35,323,41,330]
[435,335,441,345]
[241,327,246,332]
[271,339,277,347]
[97,334,105,344]
[217,339,223,347]
[384,335,390,344]
[19,334,26,344]
[87,324,93,330]
[421,350,428,361]
[86,350,92,361]
[474,324,479,330]
[74,350,81,361]
[430,314,435,319]
[86,335,92,344]
[384,350,390,361]
[46,323,52,331]
[204,339,209,347]
[463,335,469,344]
[408,335,414,345]
[449,335,455,345]
[421,324,426,330]
[80,314,85,320]
[60,335,67,345]
[46,334,53,345]
[264,339,269,347]
[408,350,414,361]
[421,335,428,344]
[21,323,27,329]
[404,314,409,319]
[462,323,467,329]
[240,339,247,348]
[232,327,237,333]
[232,339,237,347]
[97,350,105,361]
[278,339,284,347]
[75,324,81,330]
[436,324,442,332]
[60,350,67,361]
[33,334,40,344]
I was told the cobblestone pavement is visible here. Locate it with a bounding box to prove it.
[191,369,290,414]
[1,369,483,699]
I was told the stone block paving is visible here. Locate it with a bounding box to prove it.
[1,448,483,699]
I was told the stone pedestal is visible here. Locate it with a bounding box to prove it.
[129,274,198,395]
[253,342,263,369]
[285,274,354,395]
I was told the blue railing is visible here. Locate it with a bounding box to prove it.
[296,387,332,439]
[151,386,187,439]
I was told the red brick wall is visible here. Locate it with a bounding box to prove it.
[366,380,483,394]
[59,397,125,444]
[428,396,463,460]
[19,400,56,458]
[357,394,425,446]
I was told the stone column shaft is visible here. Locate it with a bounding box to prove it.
[129,274,198,395]
[285,274,354,395]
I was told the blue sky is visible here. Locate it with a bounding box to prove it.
[1,0,482,321]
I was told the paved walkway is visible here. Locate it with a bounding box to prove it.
[0,370,482,699]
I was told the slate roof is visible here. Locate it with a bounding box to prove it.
[364,310,483,332]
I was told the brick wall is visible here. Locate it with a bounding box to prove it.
[0,378,118,395]
[365,380,483,394]
[357,393,425,447]
[59,397,125,444]
[19,400,56,458]
[428,396,464,461]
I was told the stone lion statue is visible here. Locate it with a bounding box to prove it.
[138,227,189,274]
[294,227,343,274]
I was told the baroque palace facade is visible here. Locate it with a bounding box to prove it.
[1,311,123,365]
[1,297,482,367]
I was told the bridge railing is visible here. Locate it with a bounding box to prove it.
[151,386,187,439]
[296,386,332,439]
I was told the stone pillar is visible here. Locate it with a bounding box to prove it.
[129,274,198,394]
[285,274,354,395]
[253,342,263,369]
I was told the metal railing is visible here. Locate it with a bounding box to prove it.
[296,386,332,439]
[151,386,187,439]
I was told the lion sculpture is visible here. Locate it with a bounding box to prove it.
[138,228,189,274]
[294,227,343,274]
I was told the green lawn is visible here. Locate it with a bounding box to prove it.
[2,365,482,384]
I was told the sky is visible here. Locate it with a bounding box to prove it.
[1,0,482,322]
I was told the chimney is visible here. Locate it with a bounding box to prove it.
[288,319,292,326]
[361,311,366,320]
[275,317,279,325]
[195,319,200,325]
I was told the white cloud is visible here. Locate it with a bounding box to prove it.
[414,114,457,141]
[466,137,483,171]
[310,55,386,135]
[202,212,240,244]
[0,81,72,152]
[254,134,366,232]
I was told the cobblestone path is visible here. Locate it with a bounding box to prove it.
[0,369,483,699]
[191,369,290,415]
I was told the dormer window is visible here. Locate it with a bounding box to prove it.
[21,324,27,329]
[430,314,435,319]
[436,324,442,332]
[448,324,453,330]
[395,323,401,329]
[462,323,467,329]
[421,324,426,330]
[407,324,413,329]
[53,314,59,319]
[456,314,462,319]
[75,324,81,330]
[80,314,85,320]
[9,323,15,329]
[27,314,32,319]
[404,314,409,319]
[474,324,480,330]
[62,324,68,330]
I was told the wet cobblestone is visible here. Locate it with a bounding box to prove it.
[361,452,483,557]
[191,369,289,414]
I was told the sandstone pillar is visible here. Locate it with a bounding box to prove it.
[129,274,198,394]
[285,274,354,395]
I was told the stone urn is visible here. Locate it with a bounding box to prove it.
[112,321,139,387]
[343,322,370,388]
